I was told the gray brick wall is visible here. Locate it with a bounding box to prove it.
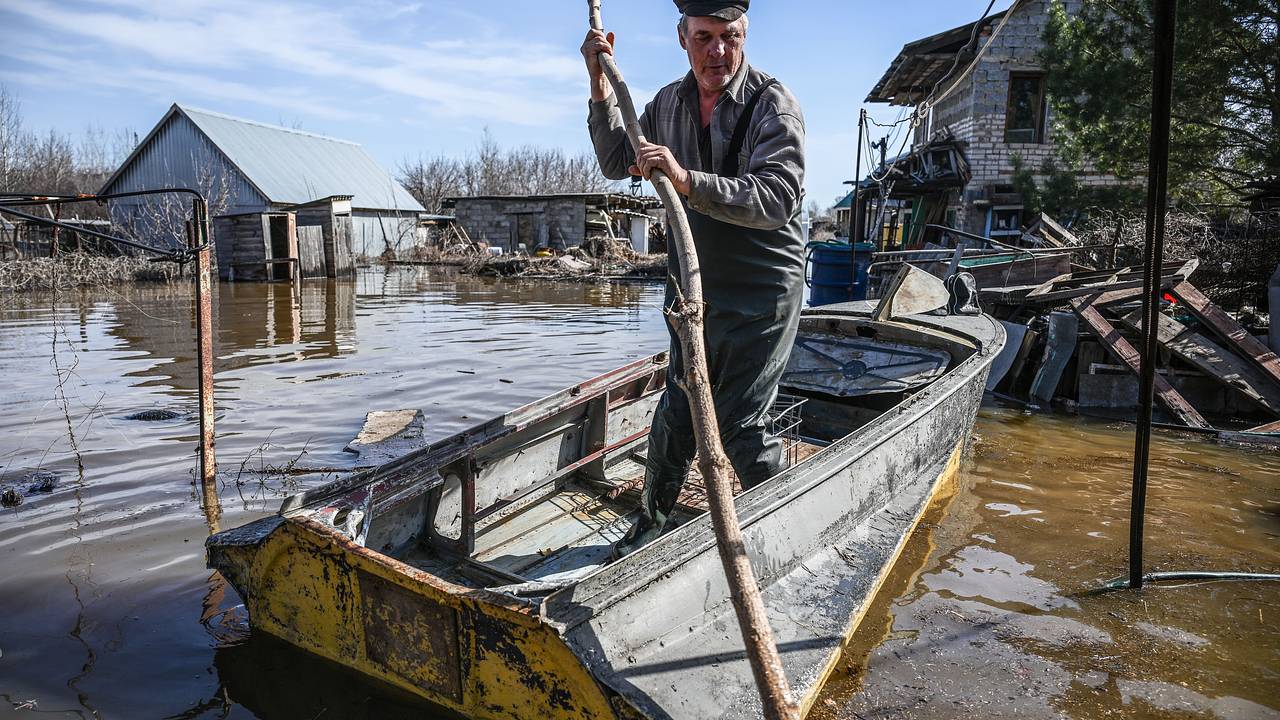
[914,0,1124,235]
[454,198,588,252]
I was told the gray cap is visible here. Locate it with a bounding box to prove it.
[674,0,748,21]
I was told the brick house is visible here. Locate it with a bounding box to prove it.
[862,0,1123,245]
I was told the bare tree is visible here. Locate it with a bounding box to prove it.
[76,125,136,187]
[118,155,234,251]
[0,85,22,193]
[398,154,465,214]
[398,129,620,211]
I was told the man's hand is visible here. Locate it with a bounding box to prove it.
[630,141,691,196]
[581,29,615,102]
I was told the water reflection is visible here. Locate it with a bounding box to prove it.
[814,408,1280,719]
[213,633,462,720]
[3,268,1275,719]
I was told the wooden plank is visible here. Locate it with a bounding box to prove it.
[1089,286,1144,307]
[1037,213,1078,247]
[1117,310,1280,416]
[297,225,325,278]
[1022,259,1198,306]
[1071,295,1211,428]
[1170,281,1280,389]
[1246,419,1280,433]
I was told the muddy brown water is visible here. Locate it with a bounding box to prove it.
[0,267,1275,719]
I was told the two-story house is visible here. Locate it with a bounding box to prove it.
[859,0,1122,246]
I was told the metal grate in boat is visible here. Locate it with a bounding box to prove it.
[767,393,808,467]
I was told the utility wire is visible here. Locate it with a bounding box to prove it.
[924,0,1013,112]
[857,0,1010,198]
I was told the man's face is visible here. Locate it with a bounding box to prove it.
[679,14,746,93]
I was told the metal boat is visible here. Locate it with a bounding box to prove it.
[207,300,1004,719]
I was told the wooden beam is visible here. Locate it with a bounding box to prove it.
[1117,309,1280,417]
[1071,295,1211,429]
[1022,259,1199,306]
[1037,212,1079,247]
[1246,419,1280,433]
[1170,281,1280,389]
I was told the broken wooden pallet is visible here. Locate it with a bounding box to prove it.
[1169,281,1280,390]
[1070,293,1211,429]
[1116,309,1280,417]
[982,258,1198,307]
[1023,258,1199,306]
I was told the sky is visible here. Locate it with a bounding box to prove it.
[0,0,1009,208]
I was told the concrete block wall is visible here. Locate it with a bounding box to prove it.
[454,198,588,252]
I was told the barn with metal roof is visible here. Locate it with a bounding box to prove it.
[101,104,425,276]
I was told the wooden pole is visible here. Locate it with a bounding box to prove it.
[587,4,798,718]
[850,109,864,244]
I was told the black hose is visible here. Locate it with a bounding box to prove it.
[1088,571,1280,595]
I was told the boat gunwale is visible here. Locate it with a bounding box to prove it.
[542,307,1004,626]
[280,352,670,515]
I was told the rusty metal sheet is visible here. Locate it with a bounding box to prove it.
[359,570,463,703]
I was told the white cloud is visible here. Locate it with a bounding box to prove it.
[1,0,589,128]
[0,35,365,123]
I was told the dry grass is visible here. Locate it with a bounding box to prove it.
[0,253,183,292]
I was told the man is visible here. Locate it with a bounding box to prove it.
[583,0,805,558]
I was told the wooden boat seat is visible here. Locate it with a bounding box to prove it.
[399,440,828,588]
[594,440,825,514]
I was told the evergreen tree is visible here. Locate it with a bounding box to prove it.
[1040,0,1279,202]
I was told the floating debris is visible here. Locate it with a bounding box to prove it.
[343,409,427,466]
[24,470,58,494]
[1,487,23,508]
[125,408,183,421]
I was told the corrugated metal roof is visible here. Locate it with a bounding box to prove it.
[865,2,1018,105]
[103,104,423,212]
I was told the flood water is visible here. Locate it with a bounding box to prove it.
[0,267,1276,719]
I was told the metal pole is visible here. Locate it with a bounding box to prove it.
[852,110,867,245]
[190,199,217,485]
[1130,0,1179,590]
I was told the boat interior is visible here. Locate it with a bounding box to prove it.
[285,312,980,595]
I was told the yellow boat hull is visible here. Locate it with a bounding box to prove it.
[212,515,630,719]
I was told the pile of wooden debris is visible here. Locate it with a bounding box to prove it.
[979,218,1279,444]
[463,239,666,282]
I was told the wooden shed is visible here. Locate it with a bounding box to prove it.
[212,196,356,281]
[443,193,662,254]
[101,104,424,272]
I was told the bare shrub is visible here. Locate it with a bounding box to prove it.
[1071,207,1280,309]
[0,253,182,291]
[398,130,619,213]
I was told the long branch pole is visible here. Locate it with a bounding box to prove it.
[587,3,797,718]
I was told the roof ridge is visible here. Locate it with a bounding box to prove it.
[175,104,360,146]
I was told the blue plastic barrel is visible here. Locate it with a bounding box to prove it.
[805,241,874,306]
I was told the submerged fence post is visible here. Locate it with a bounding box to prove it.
[190,199,218,485]
[1130,0,1179,590]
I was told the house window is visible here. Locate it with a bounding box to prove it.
[1005,73,1046,144]
[989,205,1024,237]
